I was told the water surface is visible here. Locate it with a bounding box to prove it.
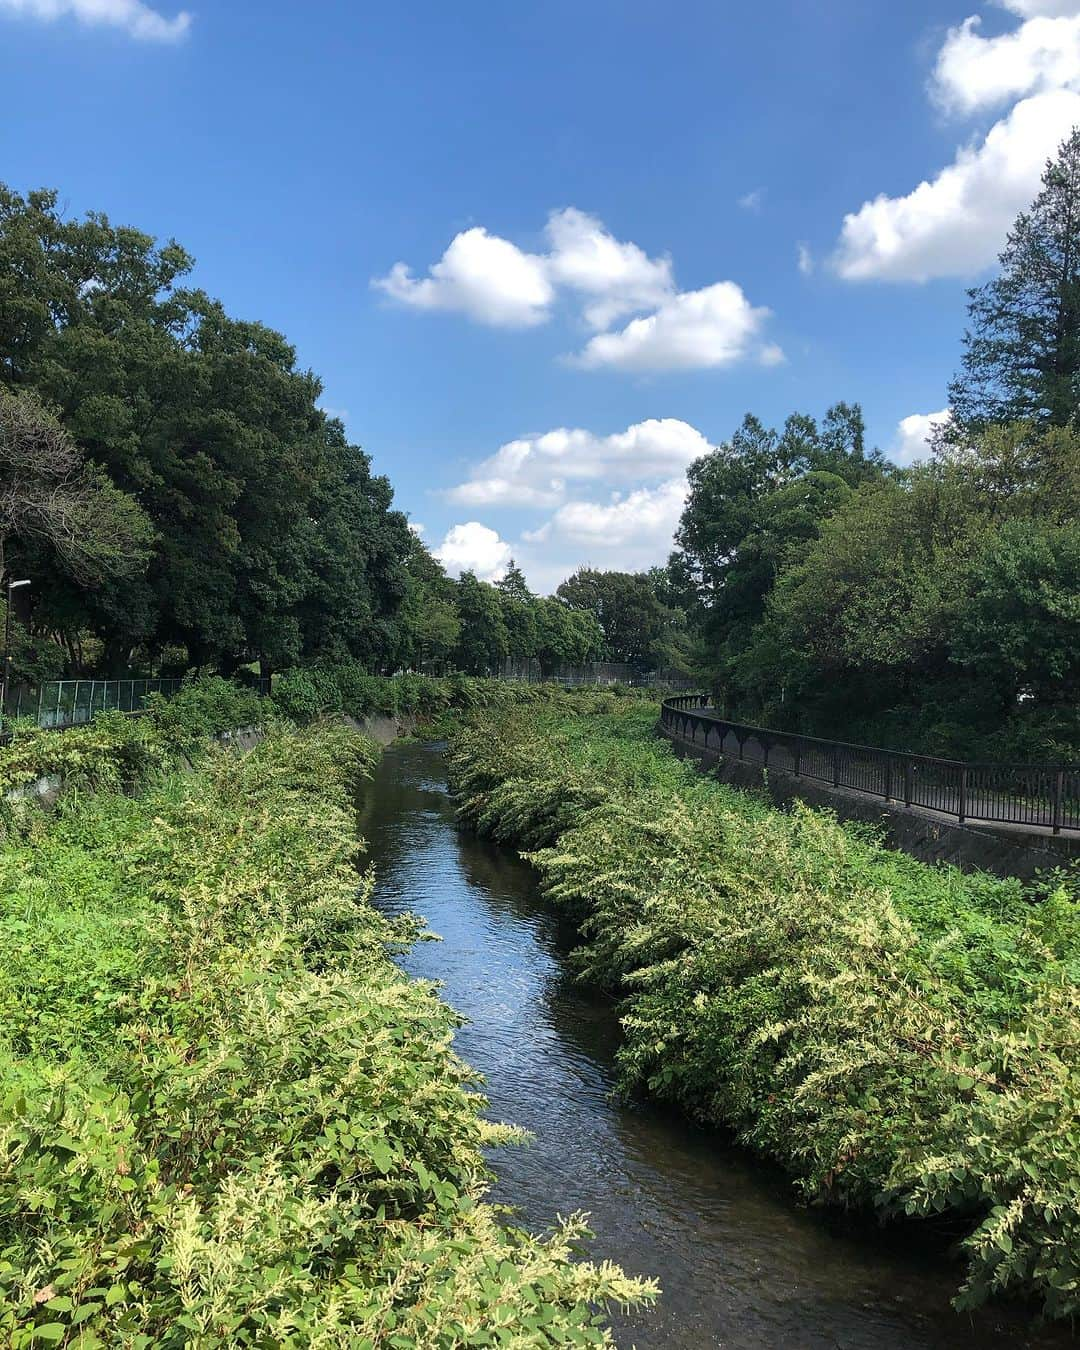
[359,741,1072,1350]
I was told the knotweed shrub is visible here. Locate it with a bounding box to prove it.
[0,712,162,806]
[145,676,269,754]
[268,664,653,731]
[0,677,270,818]
[0,722,653,1344]
[447,702,1080,1320]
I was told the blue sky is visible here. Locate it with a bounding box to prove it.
[3,0,1078,590]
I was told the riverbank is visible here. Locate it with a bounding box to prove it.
[447,701,1080,1323]
[0,712,652,1344]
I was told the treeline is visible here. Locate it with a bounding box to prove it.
[0,184,690,686]
[399,555,691,676]
[0,187,419,679]
[667,133,1080,760]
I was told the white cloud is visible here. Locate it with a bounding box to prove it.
[373,227,553,328]
[571,282,780,372]
[934,13,1080,114]
[738,189,764,211]
[544,207,673,329]
[545,478,689,549]
[446,417,710,508]
[832,89,1080,281]
[435,521,512,582]
[0,0,189,39]
[375,208,778,374]
[892,408,951,465]
[408,521,426,537]
[512,478,691,592]
[998,0,1080,17]
[375,208,672,333]
[834,0,1080,284]
[797,242,814,276]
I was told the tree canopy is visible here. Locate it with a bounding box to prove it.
[0,185,413,675]
[950,130,1080,433]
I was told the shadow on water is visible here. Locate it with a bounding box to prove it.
[358,741,1075,1350]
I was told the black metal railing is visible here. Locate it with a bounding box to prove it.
[660,695,1080,835]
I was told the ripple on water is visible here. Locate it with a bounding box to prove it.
[360,742,1074,1350]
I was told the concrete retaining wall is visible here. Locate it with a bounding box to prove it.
[660,724,1077,883]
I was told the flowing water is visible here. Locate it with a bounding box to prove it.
[358,741,1073,1350]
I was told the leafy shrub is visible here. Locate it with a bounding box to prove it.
[0,713,162,804]
[0,722,653,1344]
[266,663,655,731]
[448,701,1080,1319]
[269,666,344,722]
[146,676,269,754]
[0,678,271,833]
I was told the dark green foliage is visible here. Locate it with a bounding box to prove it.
[734,422,1080,757]
[452,571,511,675]
[448,701,1080,1320]
[668,403,889,708]
[0,184,412,677]
[556,569,669,665]
[667,150,1080,760]
[950,129,1080,433]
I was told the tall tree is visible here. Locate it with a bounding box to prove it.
[671,405,884,608]
[670,404,887,706]
[949,129,1080,432]
[533,598,602,676]
[496,559,538,662]
[453,571,509,675]
[0,386,153,591]
[393,536,460,673]
[556,567,667,665]
[0,184,413,674]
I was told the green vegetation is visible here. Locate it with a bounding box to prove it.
[949,128,1080,434]
[4,138,1080,751]
[0,701,653,1344]
[268,665,651,730]
[448,699,1080,1318]
[666,135,1080,760]
[0,180,676,687]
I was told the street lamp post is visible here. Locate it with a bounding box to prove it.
[1,578,31,730]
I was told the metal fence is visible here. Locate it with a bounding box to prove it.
[660,694,1080,835]
[2,678,185,733]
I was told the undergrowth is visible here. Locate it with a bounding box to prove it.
[447,701,1080,1321]
[0,720,654,1345]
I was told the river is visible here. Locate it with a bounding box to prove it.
[358,740,1072,1350]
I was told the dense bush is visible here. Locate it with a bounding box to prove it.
[0,672,652,829]
[448,701,1080,1319]
[0,678,272,830]
[0,713,162,804]
[145,676,269,753]
[269,664,654,728]
[0,722,653,1344]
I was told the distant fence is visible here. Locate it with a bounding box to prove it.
[661,695,1080,835]
[1,677,186,734]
